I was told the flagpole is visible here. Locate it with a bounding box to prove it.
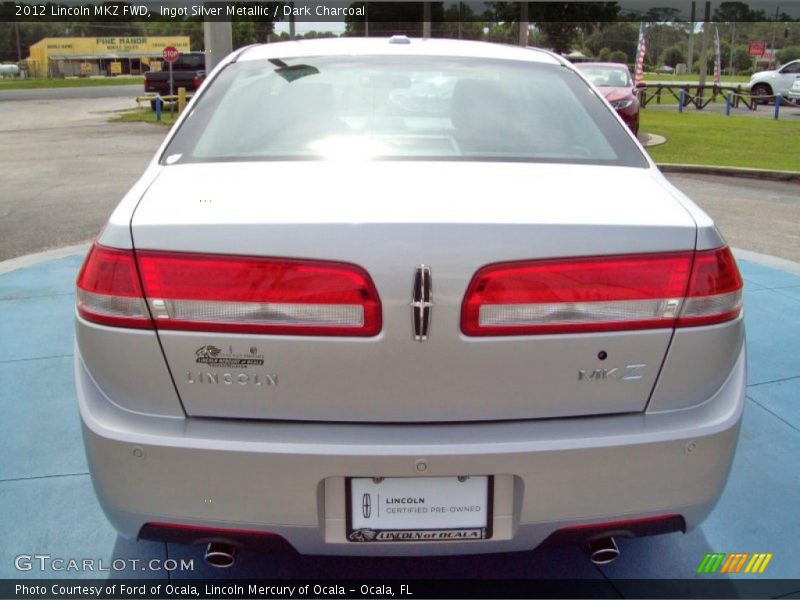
[634,22,647,87]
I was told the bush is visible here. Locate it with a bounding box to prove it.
[609,50,627,64]
[597,47,611,62]
[777,45,800,64]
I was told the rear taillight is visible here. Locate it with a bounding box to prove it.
[678,247,743,327]
[76,245,153,329]
[193,75,202,89]
[77,245,381,336]
[136,250,381,336]
[461,247,742,336]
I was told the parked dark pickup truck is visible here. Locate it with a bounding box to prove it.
[144,52,205,96]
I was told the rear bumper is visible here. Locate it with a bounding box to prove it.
[76,343,745,556]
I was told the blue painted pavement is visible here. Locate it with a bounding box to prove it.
[0,253,798,595]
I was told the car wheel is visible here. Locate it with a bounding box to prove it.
[750,83,772,105]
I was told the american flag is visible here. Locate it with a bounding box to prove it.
[634,23,647,86]
[713,26,722,85]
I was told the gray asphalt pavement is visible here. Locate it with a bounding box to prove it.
[0,83,142,102]
[667,174,800,262]
[1,94,798,263]
[0,95,162,261]
[645,100,800,119]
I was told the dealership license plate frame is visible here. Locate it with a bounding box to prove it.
[345,475,494,543]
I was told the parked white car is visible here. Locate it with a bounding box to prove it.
[789,78,800,102]
[749,59,800,101]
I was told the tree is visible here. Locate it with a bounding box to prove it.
[434,3,484,41]
[344,2,433,37]
[642,7,682,22]
[527,2,621,54]
[713,2,766,22]
[642,22,691,68]
[585,22,638,61]
[233,21,256,49]
[732,46,752,73]
[661,44,685,67]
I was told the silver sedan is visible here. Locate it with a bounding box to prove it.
[75,37,745,567]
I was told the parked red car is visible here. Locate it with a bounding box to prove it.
[575,62,641,134]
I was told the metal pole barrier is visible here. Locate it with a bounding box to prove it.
[679,89,685,113]
[169,60,174,118]
[774,94,781,120]
[155,96,162,121]
[726,92,732,116]
[178,86,186,114]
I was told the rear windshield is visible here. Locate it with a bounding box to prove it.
[163,55,647,167]
[172,54,205,70]
[577,66,633,87]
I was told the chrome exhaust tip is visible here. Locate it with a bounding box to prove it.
[585,536,620,566]
[204,542,236,568]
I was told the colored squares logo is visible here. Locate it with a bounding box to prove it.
[697,553,773,574]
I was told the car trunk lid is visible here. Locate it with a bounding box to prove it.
[130,161,697,422]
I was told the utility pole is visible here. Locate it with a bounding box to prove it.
[14,21,22,63]
[687,1,696,73]
[729,22,735,77]
[770,6,779,68]
[519,2,528,47]
[203,21,233,72]
[697,1,710,105]
[423,2,431,39]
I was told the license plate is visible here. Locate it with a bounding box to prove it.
[346,475,493,543]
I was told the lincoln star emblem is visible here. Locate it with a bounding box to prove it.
[410,265,433,341]
[362,493,372,519]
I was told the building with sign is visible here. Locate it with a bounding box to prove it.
[26,36,192,78]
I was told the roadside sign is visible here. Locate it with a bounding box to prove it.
[748,41,766,57]
[162,46,180,63]
[162,46,179,117]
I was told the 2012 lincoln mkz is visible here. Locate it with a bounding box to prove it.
[74,38,745,566]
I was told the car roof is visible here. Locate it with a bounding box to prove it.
[237,37,564,66]
[575,62,631,70]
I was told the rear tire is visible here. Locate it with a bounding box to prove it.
[750,83,772,105]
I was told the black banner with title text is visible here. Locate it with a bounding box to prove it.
[4,578,800,599]
[2,1,800,23]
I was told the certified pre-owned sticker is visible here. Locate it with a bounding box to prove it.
[195,345,264,368]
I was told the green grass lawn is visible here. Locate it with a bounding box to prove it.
[643,73,751,84]
[111,107,799,173]
[110,108,178,126]
[0,77,142,90]
[643,111,800,171]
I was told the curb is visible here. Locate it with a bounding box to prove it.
[732,248,800,278]
[0,242,90,275]
[658,163,800,182]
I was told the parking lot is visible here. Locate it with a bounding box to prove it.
[1,87,799,595]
